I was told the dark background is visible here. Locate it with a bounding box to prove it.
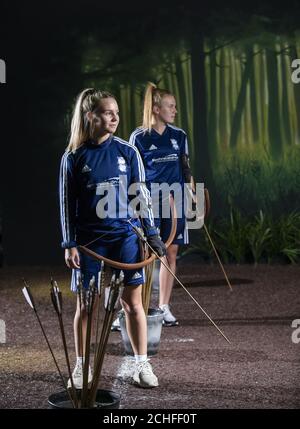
[1,0,300,265]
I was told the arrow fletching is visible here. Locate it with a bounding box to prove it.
[51,284,62,315]
[22,285,35,310]
[54,282,62,315]
[98,262,105,296]
[50,286,59,314]
[57,289,63,313]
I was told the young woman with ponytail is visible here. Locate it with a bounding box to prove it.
[128,82,194,327]
[59,88,166,389]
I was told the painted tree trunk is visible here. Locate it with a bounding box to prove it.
[290,45,300,145]
[249,47,259,143]
[175,55,189,135]
[190,33,214,193]
[266,47,282,158]
[229,48,253,148]
[280,44,292,146]
[208,39,217,155]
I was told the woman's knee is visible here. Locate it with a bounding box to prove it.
[120,298,143,316]
[167,247,178,262]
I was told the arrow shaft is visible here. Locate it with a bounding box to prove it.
[81,288,96,407]
[57,316,78,408]
[157,261,231,344]
[203,223,233,292]
[34,310,75,406]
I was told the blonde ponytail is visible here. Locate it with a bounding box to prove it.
[66,88,115,152]
[142,82,156,131]
[142,82,173,131]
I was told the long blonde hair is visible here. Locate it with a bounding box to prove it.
[67,88,115,152]
[142,82,173,131]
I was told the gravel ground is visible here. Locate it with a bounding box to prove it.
[0,257,299,409]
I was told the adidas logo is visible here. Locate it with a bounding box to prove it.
[132,272,142,280]
[149,144,157,150]
[82,164,91,173]
[177,233,183,239]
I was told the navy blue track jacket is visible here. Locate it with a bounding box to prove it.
[129,124,189,188]
[59,135,157,249]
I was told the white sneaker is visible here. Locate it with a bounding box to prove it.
[67,363,93,389]
[111,317,121,332]
[159,304,179,327]
[133,359,159,388]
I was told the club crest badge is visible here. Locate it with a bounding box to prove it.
[170,139,179,151]
[117,157,127,173]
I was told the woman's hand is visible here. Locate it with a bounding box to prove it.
[147,234,167,257]
[65,247,80,269]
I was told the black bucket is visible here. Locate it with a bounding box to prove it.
[48,389,120,409]
[119,307,163,356]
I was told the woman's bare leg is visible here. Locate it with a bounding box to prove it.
[159,244,178,306]
[120,284,147,355]
[74,295,87,357]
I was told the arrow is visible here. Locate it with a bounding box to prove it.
[21,279,75,407]
[50,279,78,408]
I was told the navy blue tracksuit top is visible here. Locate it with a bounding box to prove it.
[59,135,157,249]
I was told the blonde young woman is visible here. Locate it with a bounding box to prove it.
[129,83,194,326]
[59,88,166,388]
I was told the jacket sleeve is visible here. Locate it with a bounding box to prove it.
[180,131,193,183]
[129,147,158,237]
[128,130,139,147]
[59,151,78,248]
[129,129,144,157]
[179,130,189,157]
